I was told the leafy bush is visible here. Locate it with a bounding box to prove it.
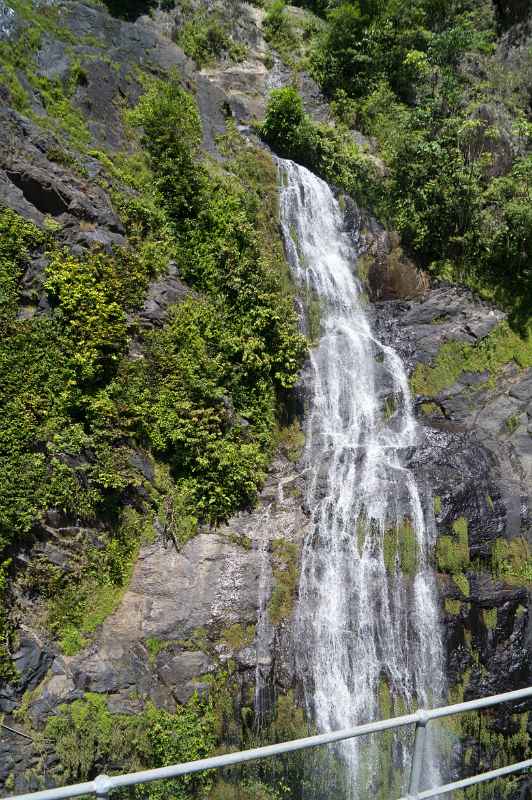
[0,74,305,673]
[124,77,305,520]
[260,86,380,206]
[128,78,203,223]
[0,208,47,332]
[302,0,531,328]
[45,692,216,798]
[176,16,247,67]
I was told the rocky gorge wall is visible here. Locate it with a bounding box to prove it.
[0,2,530,798]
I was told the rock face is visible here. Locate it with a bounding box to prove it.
[1,452,310,792]
[372,282,531,790]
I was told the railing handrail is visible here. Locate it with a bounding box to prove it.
[3,685,531,800]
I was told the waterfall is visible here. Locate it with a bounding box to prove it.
[278,159,445,798]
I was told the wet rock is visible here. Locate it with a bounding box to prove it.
[0,1,16,40]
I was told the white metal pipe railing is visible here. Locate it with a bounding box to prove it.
[3,686,531,800]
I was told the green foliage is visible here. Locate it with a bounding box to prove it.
[42,506,143,655]
[442,517,470,576]
[276,420,305,463]
[221,623,256,651]
[303,0,531,325]
[0,10,91,148]
[44,692,216,798]
[382,518,418,577]
[0,560,17,681]
[491,537,532,585]
[176,13,247,67]
[482,607,497,629]
[0,45,304,676]
[44,249,151,383]
[453,572,470,597]
[444,598,462,615]
[260,87,380,206]
[263,1,299,64]
[128,77,203,224]
[121,78,305,522]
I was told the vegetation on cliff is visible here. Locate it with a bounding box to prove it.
[0,66,304,671]
[262,0,532,328]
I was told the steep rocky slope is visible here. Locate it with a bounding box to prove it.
[0,2,530,798]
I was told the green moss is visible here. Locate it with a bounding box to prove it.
[445,598,462,615]
[410,322,532,397]
[0,208,48,331]
[0,560,17,681]
[421,401,439,415]
[482,608,497,629]
[383,518,418,577]
[453,573,470,597]
[491,537,532,585]
[436,536,469,575]
[433,495,442,515]
[175,12,247,67]
[505,413,520,433]
[356,253,372,285]
[268,539,299,625]
[47,510,142,655]
[378,677,392,719]
[145,637,169,664]
[437,517,469,577]
[221,624,255,652]
[305,292,322,344]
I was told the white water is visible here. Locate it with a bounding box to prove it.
[278,159,445,798]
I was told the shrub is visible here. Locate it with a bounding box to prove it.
[260,87,380,206]
[45,693,216,798]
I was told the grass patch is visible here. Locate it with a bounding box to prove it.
[453,572,470,598]
[445,598,462,615]
[491,537,532,586]
[221,624,255,652]
[482,608,497,629]
[268,539,299,625]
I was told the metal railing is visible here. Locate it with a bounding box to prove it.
[3,686,531,800]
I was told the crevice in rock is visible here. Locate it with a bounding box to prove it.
[6,171,69,217]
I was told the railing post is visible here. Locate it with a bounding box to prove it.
[408,712,428,798]
[93,774,112,800]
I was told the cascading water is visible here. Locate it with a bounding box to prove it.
[278,159,445,798]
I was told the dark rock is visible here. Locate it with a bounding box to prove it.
[509,369,532,402]
[137,262,190,328]
[36,34,70,81]
[12,634,54,694]
[157,650,213,704]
